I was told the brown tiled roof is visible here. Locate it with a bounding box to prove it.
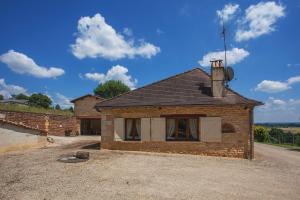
[95,68,262,108]
[70,94,104,103]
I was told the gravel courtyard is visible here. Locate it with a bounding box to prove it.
[0,141,299,200]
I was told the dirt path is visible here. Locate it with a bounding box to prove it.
[0,141,299,200]
[255,142,300,167]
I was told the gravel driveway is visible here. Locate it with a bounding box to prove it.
[0,141,299,200]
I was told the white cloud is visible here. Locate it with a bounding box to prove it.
[255,97,300,122]
[255,80,289,93]
[217,3,239,23]
[55,93,73,109]
[0,78,27,99]
[84,65,137,89]
[71,13,160,60]
[272,98,286,106]
[287,76,300,85]
[198,48,249,67]
[255,75,300,93]
[235,1,285,42]
[0,50,65,78]
[123,28,133,36]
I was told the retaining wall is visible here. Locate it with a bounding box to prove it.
[0,110,77,136]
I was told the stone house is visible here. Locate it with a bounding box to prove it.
[0,99,29,107]
[95,61,262,159]
[71,94,104,135]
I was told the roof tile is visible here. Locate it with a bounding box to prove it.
[96,68,262,108]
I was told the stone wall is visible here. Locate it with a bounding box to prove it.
[73,96,103,134]
[100,105,253,159]
[73,96,103,118]
[0,110,77,136]
[102,141,244,158]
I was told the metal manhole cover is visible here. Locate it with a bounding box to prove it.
[58,151,89,163]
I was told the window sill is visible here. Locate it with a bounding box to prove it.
[166,140,200,142]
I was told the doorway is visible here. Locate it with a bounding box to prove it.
[80,119,101,135]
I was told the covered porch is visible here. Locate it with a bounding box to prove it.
[79,118,101,135]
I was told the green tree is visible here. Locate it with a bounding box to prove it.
[68,106,74,112]
[29,93,52,109]
[0,94,3,100]
[94,80,130,99]
[55,104,61,110]
[14,93,29,100]
[254,126,269,142]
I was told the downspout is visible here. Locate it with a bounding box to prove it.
[249,108,254,160]
[150,118,152,141]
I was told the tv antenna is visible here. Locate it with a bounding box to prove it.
[222,18,227,68]
[220,18,234,86]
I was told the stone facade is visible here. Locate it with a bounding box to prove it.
[102,142,244,158]
[73,96,103,118]
[100,105,254,159]
[0,110,76,136]
[72,96,103,134]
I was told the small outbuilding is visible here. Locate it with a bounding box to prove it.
[0,99,29,107]
[95,61,262,159]
[71,94,104,135]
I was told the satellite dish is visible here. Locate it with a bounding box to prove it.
[225,67,234,82]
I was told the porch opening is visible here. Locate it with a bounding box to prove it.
[80,119,101,135]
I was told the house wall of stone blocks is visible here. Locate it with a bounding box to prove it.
[100,105,254,159]
[73,96,103,134]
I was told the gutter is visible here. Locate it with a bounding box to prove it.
[249,108,254,160]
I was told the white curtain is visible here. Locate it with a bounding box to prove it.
[136,119,141,139]
[189,119,198,139]
[167,119,175,139]
[126,119,133,139]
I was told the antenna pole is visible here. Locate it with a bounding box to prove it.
[222,19,227,68]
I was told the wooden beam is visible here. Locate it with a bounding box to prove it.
[161,114,206,118]
[175,119,178,140]
[186,119,189,140]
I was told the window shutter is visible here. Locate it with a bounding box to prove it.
[141,118,151,141]
[150,118,166,141]
[200,117,222,142]
[114,118,125,141]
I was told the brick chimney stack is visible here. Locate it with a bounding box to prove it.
[211,60,225,97]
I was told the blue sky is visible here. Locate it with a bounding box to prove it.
[0,0,300,122]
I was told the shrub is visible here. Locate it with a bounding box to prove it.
[269,128,284,144]
[295,134,300,147]
[282,131,293,144]
[254,126,269,142]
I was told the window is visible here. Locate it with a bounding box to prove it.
[125,118,141,141]
[166,118,198,141]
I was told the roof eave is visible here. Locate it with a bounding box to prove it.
[71,94,103,103]
[95,102,263,109]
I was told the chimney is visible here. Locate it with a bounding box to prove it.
[210,60,225,97]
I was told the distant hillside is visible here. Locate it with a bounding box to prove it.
[0,104,73,116]
[255,122,300,128]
